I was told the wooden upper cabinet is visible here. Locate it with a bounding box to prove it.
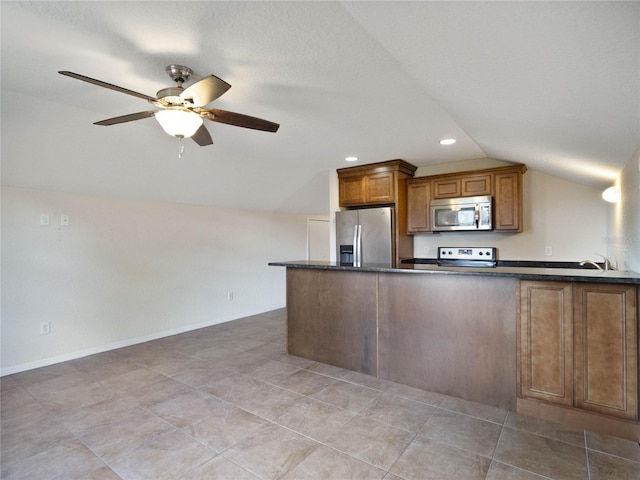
[462,174,492,197]
[406,178,431,233]
[337,160,417,207]
[365,171,396,204]
[432,174,492,199]
[406,163,526,234]
[494,171,523,232]
[519,281,573,406]
[574,283,637,420]
[432,178,461,199]
[339,175,367,206]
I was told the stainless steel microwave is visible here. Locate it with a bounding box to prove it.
[430,195,493,232]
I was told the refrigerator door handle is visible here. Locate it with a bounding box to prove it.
[353,224,362,266]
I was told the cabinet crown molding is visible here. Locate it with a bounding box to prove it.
[337,159,417,177]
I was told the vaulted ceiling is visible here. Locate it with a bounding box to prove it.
[2,1,638,214]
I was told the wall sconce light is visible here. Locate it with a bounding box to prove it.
[602,185,620,203]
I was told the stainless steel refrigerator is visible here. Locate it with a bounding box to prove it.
[336,207,394,266]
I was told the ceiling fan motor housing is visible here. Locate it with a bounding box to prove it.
[155,87,184,105]
[165,64,192,85]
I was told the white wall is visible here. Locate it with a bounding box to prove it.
[606,148,640,272]
[1,187,308,374]
[412,161,608,262]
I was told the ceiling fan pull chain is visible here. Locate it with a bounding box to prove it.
[178,136,184,159]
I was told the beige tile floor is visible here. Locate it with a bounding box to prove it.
[1,308,639,479]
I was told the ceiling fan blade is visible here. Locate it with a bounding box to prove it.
[93,111,157,126]
[59,71,159,103]
[180,75,231,107]
[191,125,214,146]
[206,108,280,133]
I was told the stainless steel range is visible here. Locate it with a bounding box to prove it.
[437,246,497,267]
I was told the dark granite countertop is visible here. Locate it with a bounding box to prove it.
[269,260,640,285]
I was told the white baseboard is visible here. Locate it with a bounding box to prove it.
[1,309,269,376]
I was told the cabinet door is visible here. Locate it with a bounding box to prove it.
[461,174,492,197]
[407,180,431,233]
[432,178,461,199]
[574,284,637,420]
[494,172,522,231]
[365,172,395,204]
[339,175,366,206]
[519,281,573,406]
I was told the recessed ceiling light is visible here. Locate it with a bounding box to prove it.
[440,138,456,145]
[345,156,358,162]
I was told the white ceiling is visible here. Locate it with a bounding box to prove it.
[1,1,638,214]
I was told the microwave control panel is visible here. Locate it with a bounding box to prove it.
[438,247,496,261]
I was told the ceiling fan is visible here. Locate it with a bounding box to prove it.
[59,65,279,146]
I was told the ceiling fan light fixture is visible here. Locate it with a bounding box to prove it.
[155,109,203,138]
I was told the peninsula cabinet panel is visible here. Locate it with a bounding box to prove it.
[574,283,637,420]
[378,273,517,410]
[406,179,431,233]
[519,281,573,406]
[286,269,378,375]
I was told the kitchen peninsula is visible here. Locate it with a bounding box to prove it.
[270,260,640,440]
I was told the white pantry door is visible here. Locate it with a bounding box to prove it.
[307,217,330,261]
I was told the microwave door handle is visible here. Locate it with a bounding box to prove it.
[475,204,480,229]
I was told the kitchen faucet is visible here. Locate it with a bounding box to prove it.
[579,254,615,271]
[579,259,603,271]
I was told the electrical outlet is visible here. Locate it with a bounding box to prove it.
[227,292,234,301]
[544,246,553,256]
[40,322,51,334]
[60,215,69,226]
[40,214,50,226]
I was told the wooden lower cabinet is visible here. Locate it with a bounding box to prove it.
[519,281,573,406]
[519,281,638,421]
[574,283,637,420]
